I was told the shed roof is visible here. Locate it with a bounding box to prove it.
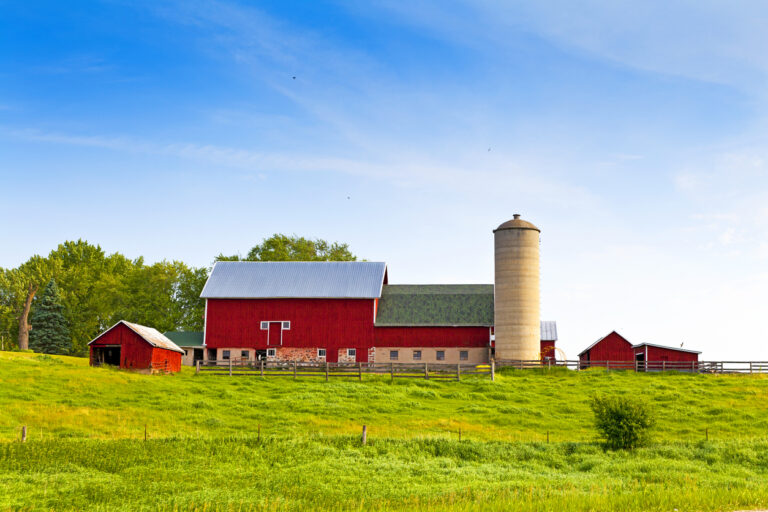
[163,331,204,347]
[375,284,494,326]
[540,320,558,341]
[88,321,186,354]
[200,261,387,299]
[632,342,701,355]
[577,330,631,357]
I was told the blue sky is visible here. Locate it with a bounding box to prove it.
[3,1,768,359]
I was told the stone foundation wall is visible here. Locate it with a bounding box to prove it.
[272,347,325,362]
[338,348,357,363]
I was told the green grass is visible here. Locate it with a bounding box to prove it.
[3,352,768,511]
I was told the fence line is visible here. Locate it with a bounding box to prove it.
[196,360,494,381]
[495,359,768,373]
[195,358,768,379]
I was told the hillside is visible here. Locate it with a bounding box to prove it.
[2,352,768,511]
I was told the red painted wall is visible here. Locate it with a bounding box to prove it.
[205,298,376,362]
[540,340,556,360]
[89,323,181,371]
[640,345,698,362]
[579,331,634,366]
[373,326,490,347]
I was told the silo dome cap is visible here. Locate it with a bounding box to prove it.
[494,214,540,232]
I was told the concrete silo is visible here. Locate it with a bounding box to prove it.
[493,214,540,361]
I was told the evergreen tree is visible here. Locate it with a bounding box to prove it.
[29,279,71,354]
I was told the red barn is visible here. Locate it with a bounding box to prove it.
[88,320,184,373]
[200,261,557,365]
[579,331,700,369]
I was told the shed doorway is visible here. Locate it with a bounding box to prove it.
[635,352,646,372]
[93,346,121,366]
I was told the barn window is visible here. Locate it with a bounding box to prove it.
[267,348,276,357]
[241,350,249,359]
[222,350,230,360]
[413,350,422,361]
[460,350,468,361]
[390,350,399,361]
[260,322,268,330]
[282,321,291,330]
[318,348,326,358]
[436,350,445,361]
[347,348,356,357]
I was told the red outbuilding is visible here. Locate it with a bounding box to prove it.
[579,330,700,370]
[88,320,185,373]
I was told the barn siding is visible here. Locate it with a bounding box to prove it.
[373,326,490,348]
[205,298,376,362]
[580,332,634,364]
[540,340,556,360]
[643,345,698,362]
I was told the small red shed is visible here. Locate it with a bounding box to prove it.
[88,320,184,373]
[632,343,700,364]
[579,331,701,370]
[578,331,634,367]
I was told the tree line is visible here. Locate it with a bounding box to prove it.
[0,234,356,356]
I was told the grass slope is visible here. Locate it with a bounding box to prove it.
[2,352,768,511]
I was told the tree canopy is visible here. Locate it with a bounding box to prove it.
[0,234,358,355]
[216,234,357,262]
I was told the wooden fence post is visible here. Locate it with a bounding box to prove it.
[750,361,753,374]
[457,363,461,381]
[361,425,367,446]
[547,360,551,371]
[662,360,666,373]
[390,362,394,380]
[21,426,27,443]
[358,362,362,381]
[293,361,297,379]
[196,360,201,375]
[634,359,638,373]
[260,359,264,377]
[606,360,610,372]
[491,359,495,381]
[425,363,429,380]
[325,361,329,381]
[229,359,232,377]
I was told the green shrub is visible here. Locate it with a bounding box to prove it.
[590,394,654,450]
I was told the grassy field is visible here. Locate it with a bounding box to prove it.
[3,352,768,511]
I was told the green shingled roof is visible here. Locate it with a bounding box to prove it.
[375,285,494,326]
[163,331,204,347]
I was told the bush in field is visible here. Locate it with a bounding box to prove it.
[590,394,654,450]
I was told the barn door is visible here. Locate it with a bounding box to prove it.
[268,322,282,345]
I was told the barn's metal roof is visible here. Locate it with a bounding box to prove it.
[375,284,494,326]
[540,321,558,341]
[88,320,186,354]
[200,261,388,299]
[163,331,204,347]
[632,342,701,354]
